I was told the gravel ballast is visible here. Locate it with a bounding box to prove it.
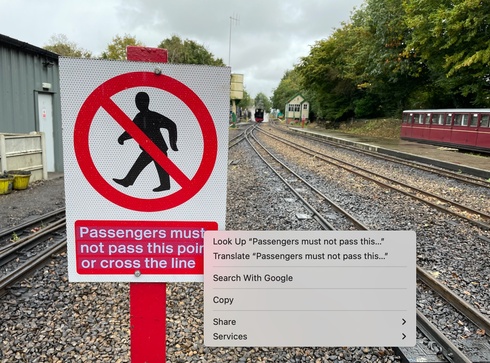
[4,124,489,362]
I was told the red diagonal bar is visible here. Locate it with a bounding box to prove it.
[101,97,191,188]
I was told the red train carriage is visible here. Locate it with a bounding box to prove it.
[401,109,490,153]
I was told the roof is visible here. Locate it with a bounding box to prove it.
[286,93,307,104]
[0,33,58,60]
[404,109,490,113]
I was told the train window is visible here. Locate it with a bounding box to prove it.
[481,115,490,128]
[403,113,413,124]
[425,114,431,124]
[470,114,479,127]
[453,114,468,126]
[453,114,461,126]
[433,114,444,125]
[417,114,425,124]
[402,113,409,123]
[445,114,453,125]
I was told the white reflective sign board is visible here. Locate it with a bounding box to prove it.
[60,58,230,282]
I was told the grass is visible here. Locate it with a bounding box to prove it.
[283,117,402,139]
[336,118,401,139]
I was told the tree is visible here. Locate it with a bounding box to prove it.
[403,0,490,107]
[254,92,272,112]
[158,35,225,66]
[295,0,428,118]
[237,88,253,109]
[101,34,144,60]
[297,31,359,121]
[358,0,428,114]
[271,69,304,114]
[43,34,92,58]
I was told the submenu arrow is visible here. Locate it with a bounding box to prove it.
[402,318,406,325]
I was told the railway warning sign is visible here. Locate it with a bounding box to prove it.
[60,58,230,282]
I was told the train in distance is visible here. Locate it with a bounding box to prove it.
[254,108,264,123]
[400,108,490,153]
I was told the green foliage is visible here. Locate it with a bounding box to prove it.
[271,69,303,113]
[403,0,490,106]
[43,34,92,58]
[297,32,358,120]
[158,35,225,66]
[254,92,272,112]
[101,34,144,60]
[354,94,382,118]
[280,0,490,121]
[338,118,401,139]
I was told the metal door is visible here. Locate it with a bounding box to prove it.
[37,93,55,171]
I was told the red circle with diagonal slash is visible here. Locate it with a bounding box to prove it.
[74,72,217,212]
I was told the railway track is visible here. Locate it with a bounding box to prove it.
[244,123,490,362]
[282,123,490,190]
[245,124,368,231]
[2,122,489,362]
[258,126,490,230]
[0,209,67,297]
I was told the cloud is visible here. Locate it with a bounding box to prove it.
[0,0,364,98]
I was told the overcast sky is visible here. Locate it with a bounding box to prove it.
[1,0,364,98]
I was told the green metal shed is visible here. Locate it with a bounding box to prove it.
[0,33,62,173]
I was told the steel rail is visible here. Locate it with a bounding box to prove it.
[228,124,255,148]
[416,310,473,363]
[0,218,66,260]
[258,127,490,230]
[249,128,369,230]
[244,126,335,230]
[0,207,66,241]
[280,123,490,189]
[0,238,66,296]
[417,266,490,337]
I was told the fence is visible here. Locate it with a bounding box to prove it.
[0,132,47,182]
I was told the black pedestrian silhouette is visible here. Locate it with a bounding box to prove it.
[113,92,178,192]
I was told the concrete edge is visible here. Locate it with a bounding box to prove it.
[291,128,490,180]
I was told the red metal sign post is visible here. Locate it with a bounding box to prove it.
[127,46,168,363]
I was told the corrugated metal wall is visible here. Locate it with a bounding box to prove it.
[0,37,63,172]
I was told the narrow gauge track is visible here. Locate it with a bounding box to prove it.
[0,210,67,296]
[274,121,490,190]
[244,124,490,362]
[257,126,490,231]
[228,125,252,148]
[0,207,65,247]
[245,125,368,231]
[0,123,486,361]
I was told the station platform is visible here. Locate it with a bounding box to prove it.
[289,126,490,180]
